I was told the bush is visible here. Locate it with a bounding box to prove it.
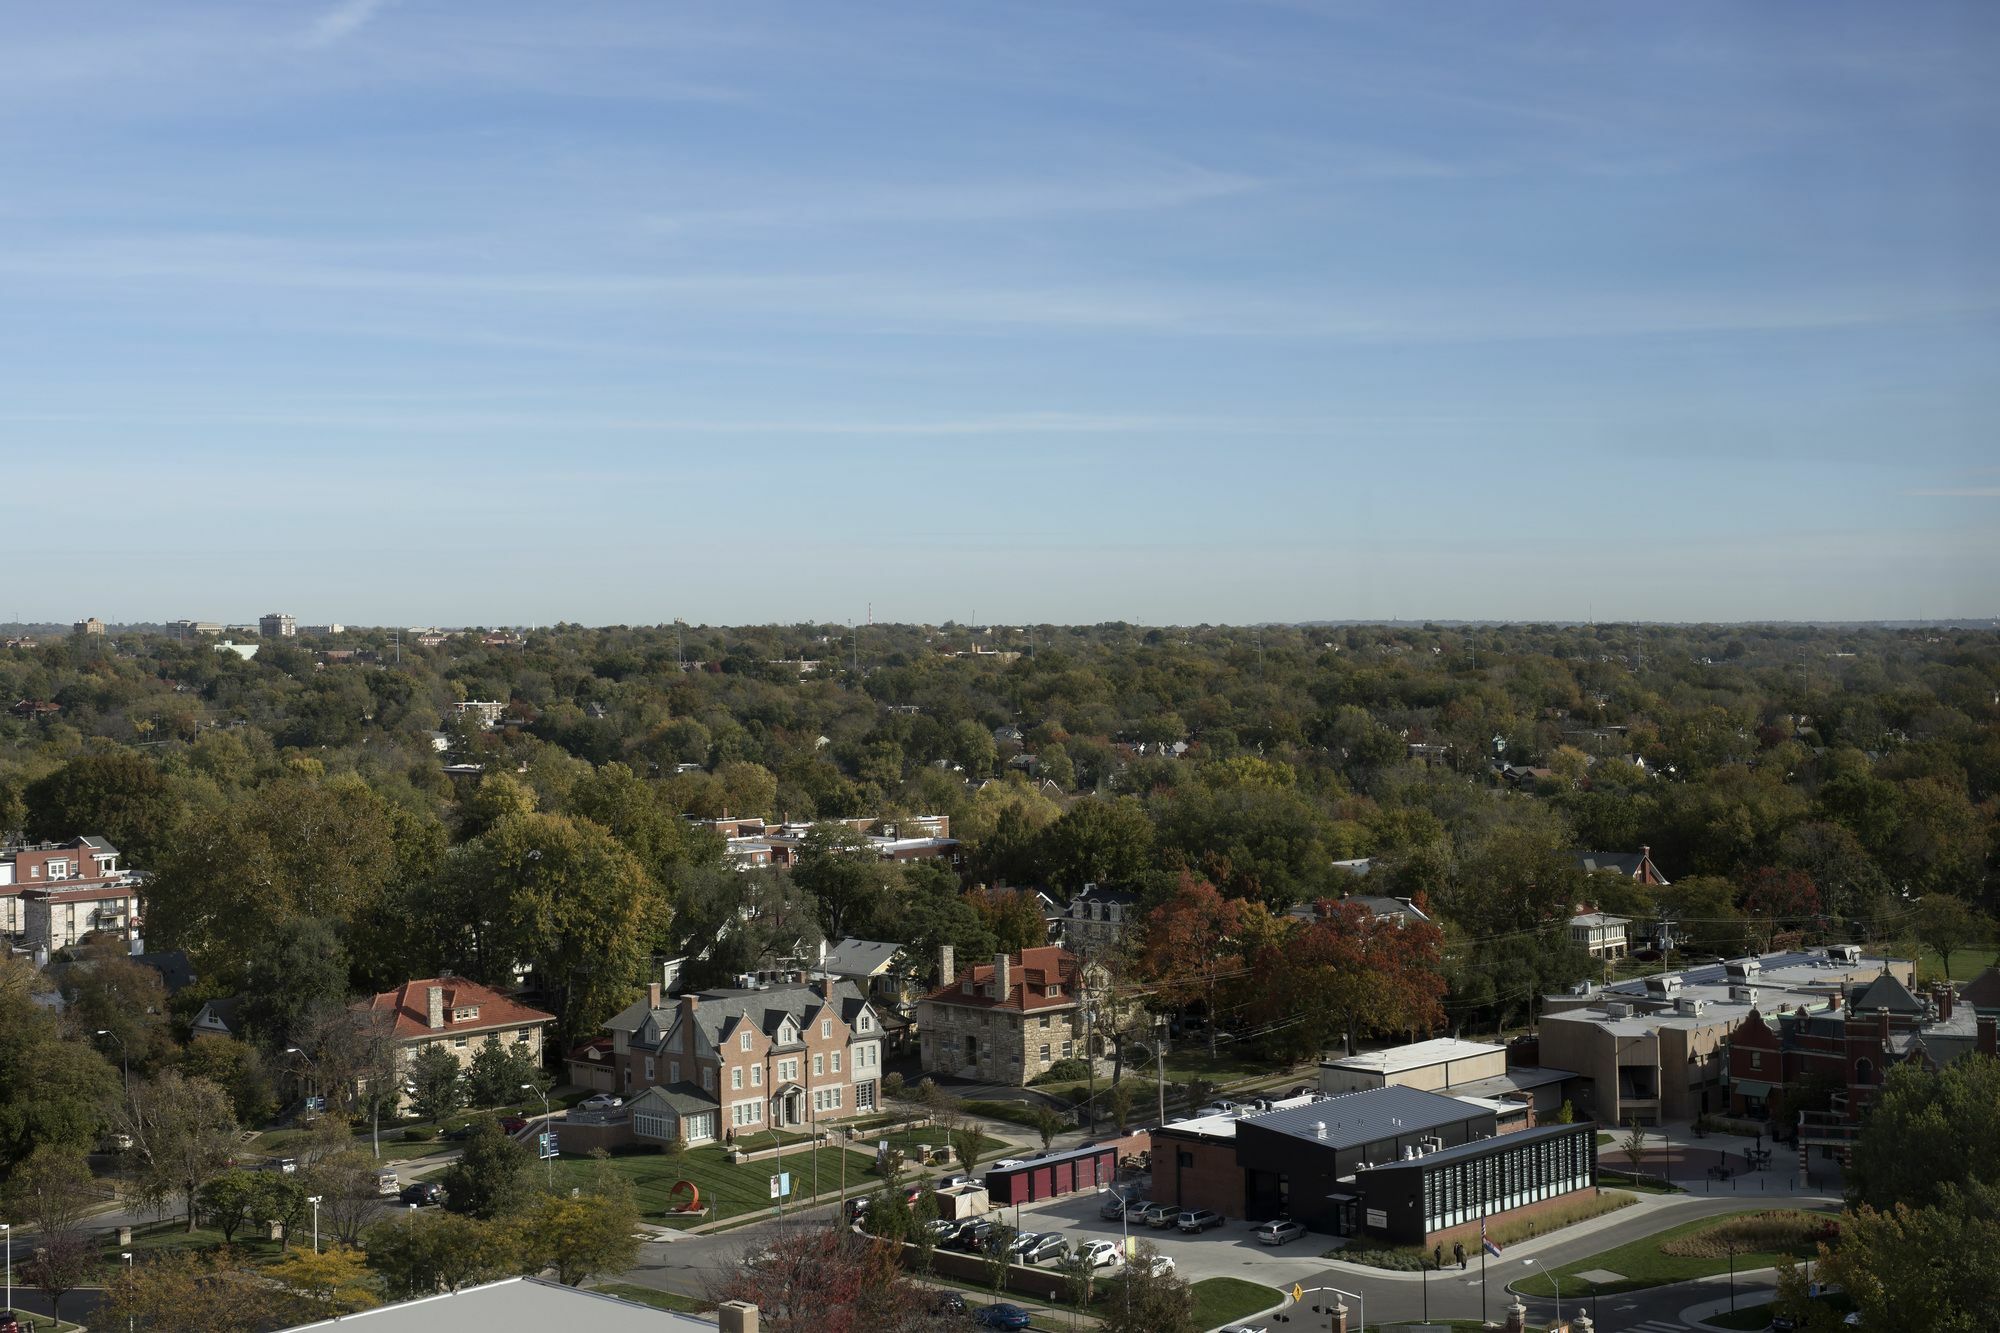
[1031,1059,1092,1086]
[881,1073,906,1101]
[1659,1211,1825,1259]
[400,1127,433,1142]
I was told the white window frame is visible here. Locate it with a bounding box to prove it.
[831,1051,841,1074]
[751,1064,762,1087]
[821,1019,832,1039]
[732,1068,743,1090]
[741,1030,753,1051]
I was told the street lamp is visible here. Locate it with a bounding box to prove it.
[1728,1240,1736,1312]
[522,1083,553,1188]
[306,1195,323,1253]
[122,1252,134,1333]
[2,1220,11,1321]
[94,1029,128,1088]
[1523,1257,1561,1328]
[1095,1186,1131,1314]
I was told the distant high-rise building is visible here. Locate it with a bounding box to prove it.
[170,619,223,638]
[72,617,105,638]
[258,612,297,638]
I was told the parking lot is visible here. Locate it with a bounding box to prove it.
[997,1192,1330,1287]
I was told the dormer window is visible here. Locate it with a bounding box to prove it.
[1047,985,1063,998]
[451,1006,480,1023]
[858,1014,871,1033]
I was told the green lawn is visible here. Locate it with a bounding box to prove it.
[1916,945,1998,985]
[591,1283,712,1315]
[107,1218,288,1264]
[1187,1277,1284,1330]
[1596,1168,1684,1195]
[1513,1208,1834,1299]
[1707,1291,1855,1330]
[550,1143,887,1227]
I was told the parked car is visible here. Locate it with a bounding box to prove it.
[1099,1193,1133,1219]
[991,1158,1027,1170]
[1142,1203,1180,1228]
[931,1291,967,1315]
[1077,1239,1121,1269]
[1219,1325,1270,1333]
[576,1093,623,1111]
[1195,1103,1239,1118]
[1022,1233,1068,1264]
[442,1124,477,1142]
[1139,1253,1176,1278]
[845,1197,871,1221]
[1177,1208,1225,1233]
[935,1171,973,1189]
[374,1170,401,1196]
[1253,1219,1306,1246]
[974,1305,1032,1330]
[922,1218,958,1240]
[0,1309,21,1333]
[399,1181,444,1206]
[499,1115,529,1134]
[1007,1231,1043,1258]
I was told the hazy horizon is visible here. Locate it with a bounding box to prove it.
[6,2,1996,624]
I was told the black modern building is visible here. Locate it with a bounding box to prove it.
[1233,1085,1498,1232]
[1351,1121,1599,1244]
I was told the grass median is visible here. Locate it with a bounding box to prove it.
[1513,1208,1834,1299]
[1188,1277,1285,1330]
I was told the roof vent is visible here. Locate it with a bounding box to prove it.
[1313,1121,1327,1140]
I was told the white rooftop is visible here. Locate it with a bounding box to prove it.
[278,1278,714,1331]
[1162,1093,1319,1139]
[1321,1037,1504,1076]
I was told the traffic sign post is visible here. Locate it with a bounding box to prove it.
[769,1172,792,1201]
[538,1131,558,1161]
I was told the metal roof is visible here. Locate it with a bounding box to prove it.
[1240,1085,1487,1151]
[1322,1037,1503,1077]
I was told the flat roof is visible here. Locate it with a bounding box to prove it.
[1158,1093,1320,1141]
[1356,1121,1596,1177]
[1447,1067,1575,1099]
[1241,1085,1488,1151]
[1321,1037,1504,1076]
[277,1278,713,1331]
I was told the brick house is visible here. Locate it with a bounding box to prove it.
[916,945,1111,1086]
[2,837,139,948]
[356,977,554,1108]
[589,976,885,1143]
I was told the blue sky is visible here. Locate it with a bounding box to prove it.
[3,0,1996,626]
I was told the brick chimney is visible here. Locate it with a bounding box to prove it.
[1935,985,1954,1022]
[939,944,955,988]
[993,952,1012,1002]
[716,1299,759,1333]
[647,981,663,1011]
[679,993,700,1049]
[426,985,445,1030]
[1979,1015,1996,1059]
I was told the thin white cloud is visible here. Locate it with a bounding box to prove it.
[305,0,395,49]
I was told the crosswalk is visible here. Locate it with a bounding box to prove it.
[1609,1320,1687,1332]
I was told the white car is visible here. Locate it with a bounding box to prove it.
[1139,1253,1175,1278]
[991,1158,1027,1170]
[577,1094,623,1111]
[1077,1240,1120,1269]
[1253,1219,1305,1246]
[1219,1326,1270,1333]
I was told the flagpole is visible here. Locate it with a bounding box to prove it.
[1481,1242,1487,1323]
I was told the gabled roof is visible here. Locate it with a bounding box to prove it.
[616,979,873,1048]
[1574,851,1647,877]
[134,950,197,995]
[628,1081,719,1116]
[1962,966,2000,1013]
[1850,970,1923,1015]
[357,977,555,1041]
[819,938,904,977]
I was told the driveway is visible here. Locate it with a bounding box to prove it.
[1000,1192,1323,1288]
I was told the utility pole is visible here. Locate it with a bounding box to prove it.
[1154,1018,1168,1128]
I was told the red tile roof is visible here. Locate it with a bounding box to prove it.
[920,946,1082,1012]
[358,977,555,1042]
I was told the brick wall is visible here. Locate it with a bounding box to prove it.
[1152,1132,1244,1216]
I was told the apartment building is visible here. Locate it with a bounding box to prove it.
[2,837,138,947]
[259,612,297,638]
[1570,911,1632,959]
[594,975,885,1143]
[355,977,554,1107]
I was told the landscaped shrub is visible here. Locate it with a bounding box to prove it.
[1335,1191,1637,1270]
[1658,1210,1825,1259]
[401,1127,434,1142]
[1030,1059,1092,1086]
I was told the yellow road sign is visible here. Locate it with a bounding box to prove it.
[1291,1283,1304,1303]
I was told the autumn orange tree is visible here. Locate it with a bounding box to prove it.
[1137,877,1245,1055]
[710,1223,959,1332]
[1251,898,1446,1061]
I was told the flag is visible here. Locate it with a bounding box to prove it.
[1481,1217,1502,1257]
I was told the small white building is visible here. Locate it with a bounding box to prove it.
[1570,911,1632,959]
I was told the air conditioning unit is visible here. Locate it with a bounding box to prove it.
[1675,997,1707,1017]
[1605,1001,1632,1019]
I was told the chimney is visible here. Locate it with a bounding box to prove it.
[426,985,445,1030]
[716,1300,760,1333]
[939,944,955,988]
[679,993,700,1048]
[647,981,663,1011]
[993,952,1012,1002]
[821,973,835,1002]
[1978,1015,1996,1059]
[1935,986,1954,1022]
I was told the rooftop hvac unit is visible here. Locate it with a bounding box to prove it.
[1313,1121,1328,1140]
[1729,985,1758,1003]
[1605,1001,1632,1019]
[1675,997,1707,1017]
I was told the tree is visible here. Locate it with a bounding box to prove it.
[963,886,1049,955]
[1912,894,1986,980]
[240,915,351,1048]
[440,1118,533,1220]
[1100,1241,1198,1333]
[121,1069,240,1231]
[1847,1055,2000,1212]
[1250,900,1446,1059]
[979,1222,1018,1294]
[363,1209,518,1298]
[24,1230,97,1326]
[863,1180,913,1244]
[23,749,186,867]
[465,1033,544,1108]
[54,940,171,1070]
[1821,1183,2000,1333]
[104,1248,289,1333]
[1767,1256,1842,1333]
[408,1043,467,1124]
[790,824,888,941]
[3,1144,99,1239]
[1037,796,1154,894]
[451,812,671,1048]
[1138,877,1245,1055]
[197,1170,269,1245]
[1030,1104,1064,1150]
[712,1223,956,1332]
[1110,1082,1137,1132]
[950,1127,988,1176]
[266,1243,381,1316]
[1622,1119,1647,1173]
[0,958,120,1168]
[506,1169,643,1285]
[254,1172,311,1252]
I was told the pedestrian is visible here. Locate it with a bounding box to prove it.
[1434,1243,1443,1271]
[1454,1240,1466,1269]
